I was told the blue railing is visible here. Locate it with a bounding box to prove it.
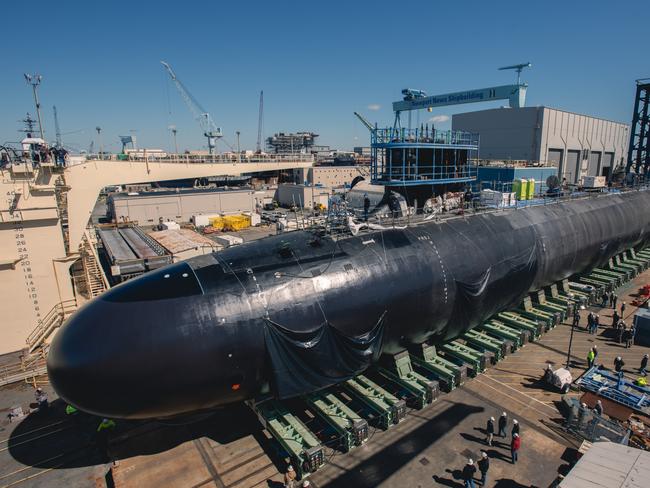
[371,127,479,146]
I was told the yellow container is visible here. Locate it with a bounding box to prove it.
[222,214,251,231]
[512,179,528,200]
[526,179,535,199]
[209,216,224,230]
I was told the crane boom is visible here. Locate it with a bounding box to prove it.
[53,105,62,147]
[160,61,222,154]
[353,112,374,131]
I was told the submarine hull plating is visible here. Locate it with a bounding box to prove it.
[47,190,650,418]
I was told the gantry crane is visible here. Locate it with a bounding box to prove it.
[161,61,223,154]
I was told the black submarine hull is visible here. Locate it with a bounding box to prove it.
[47,190,650,419]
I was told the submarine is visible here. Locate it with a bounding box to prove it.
[47,189,650,419]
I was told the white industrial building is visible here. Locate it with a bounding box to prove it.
[294,165,369,188]
[108,188,255,224]
[452,107,629,183]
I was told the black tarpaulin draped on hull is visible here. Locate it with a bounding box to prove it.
[264,312,386,399]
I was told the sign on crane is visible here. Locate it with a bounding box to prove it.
[161,61,223,154]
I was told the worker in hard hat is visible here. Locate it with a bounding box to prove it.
[593,400,603,416]
[284,464,296,488]
[640,353,649,376]
[96,418,116,460]
[462,458,477,488]
[34,387,48,413]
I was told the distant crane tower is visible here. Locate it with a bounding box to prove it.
[256,90,264,153]
[53,105,62,147]
[498,62,532,85]
[160,61,223,154]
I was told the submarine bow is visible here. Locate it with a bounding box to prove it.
[47,190,650,418]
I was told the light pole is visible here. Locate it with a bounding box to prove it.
[24,74,45,140]
[236,131,241,163]
[566,295,585,368]
[169,125,178,156]
[96,126,103,158]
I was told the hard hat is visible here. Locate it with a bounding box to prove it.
[490,416,495,421]
[468,458,474,465]
[645,353,649,358]
[513,419,518,424]
[596,400,602,405]
[287,466,294,472]
[36,387,42,392]
[302,482,310,487]
[502,411,507,416]
[481,451,488,458]
[513,433,519,437]
[102,418,109,422]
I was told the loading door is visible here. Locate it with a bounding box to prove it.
[547,149,563,169]
[602,152,614,178]
[588,151,601,176]
[565,150,581,183]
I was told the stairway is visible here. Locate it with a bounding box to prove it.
[25,299,77,353]
[54,176,70,253]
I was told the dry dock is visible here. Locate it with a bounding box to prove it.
[2,270,650,488]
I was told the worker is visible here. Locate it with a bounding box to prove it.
[617,322,625,344]
[510,433,521,464]
[498,411,508,438]
[96,418,116,459]
[640,353,649,376]
[363,194,370,222]
[511,419,519,438]
[593,345,599,364]
[593,400,603,416]
[621,301,626,316]
[302,481,310,488]
[587,312,594,333]
[462,458,477,488]
[624,327,634,348]
[587,348,595,368]
[612,310,620,328]
[477,451,489,487]
[485,416,495,446]
[284,465,296,488]
[614,356,625,373]
[594,314,600,334]
[611,293,618,310]
[35,387,48,413]
[601,292,609,308]
[572,309,581,328]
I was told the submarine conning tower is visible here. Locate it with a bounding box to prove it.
[370,125,479,204]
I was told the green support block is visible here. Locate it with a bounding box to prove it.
[251,399,325,478]
[497,311,542,339]
[464,329,509,362]
[304,391,368,452]
[411,343,467,392]
[379,351,438,409]
[343,375,406,429]
[478,320,524,349]
[440,341,486,376]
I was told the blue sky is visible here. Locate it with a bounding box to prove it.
[1,1,645,153]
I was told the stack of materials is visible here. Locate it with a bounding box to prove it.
[479,189,516,208]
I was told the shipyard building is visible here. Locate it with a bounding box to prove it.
[453,107,629,183]
[108,188,256,224]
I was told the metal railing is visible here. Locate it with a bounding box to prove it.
[371,127,479,146]
[26,298,77,352]
[81,152,314,165]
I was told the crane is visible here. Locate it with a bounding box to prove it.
[160,61,223,154]
[353,112,375,132]
[256,90,264,153]
[53,105,62,147]
[498,62,532,85]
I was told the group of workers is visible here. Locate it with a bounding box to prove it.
[22,142,68,167]
[459,412,521,487]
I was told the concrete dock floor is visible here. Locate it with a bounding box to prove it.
[2,269,650,488]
